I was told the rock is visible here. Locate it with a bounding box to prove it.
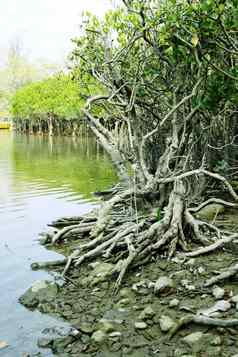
[134,322,147,330]
[183,331,204,347]
[91,262,113,277]
[181,279,195,291]
[210,336,222,346]
[231,295,238,303]
[159,315,175,332]
[198,300,231,316]
[138,306,155,320]
[195,203,224,220]
[89,262,114,285]
[77,322,94,335]
[91,330,107,344]
[37,337,52,348]
[119,288,134,299]
[154,276,175,295]
[116,298,131,307]
[19,280,58,308]
[98,319,118,333]
[212,287,225,300]
[169,298,179,308]
[198,266,205,274]
[185,258,196,266]
[0,341,8,350]
[109,331,122,338]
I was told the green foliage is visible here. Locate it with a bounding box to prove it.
[11,74,84,121]
[157,208,161,221]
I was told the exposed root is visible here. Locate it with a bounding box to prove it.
[185,233,238,258]
[31,259,67,270]
[169,314,238,338]
[40,175,238,291]
[188,197,238,214]
[204,262,238,287]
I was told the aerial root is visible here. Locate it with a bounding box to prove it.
[169,314,238,339]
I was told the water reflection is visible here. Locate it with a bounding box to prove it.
[0,131,116,356]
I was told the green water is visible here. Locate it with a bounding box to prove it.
[0,131,116,357]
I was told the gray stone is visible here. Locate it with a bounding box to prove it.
[98,319,116,333]
[212,287,225,300]
[186,258,196,266]
[231,295,238,303]
[37,337,52,348]
[169,298,179,308]
[138,306,155,320]
[210,336,222,346]
[19,280,58,308]
[183,331,204,347]
[198,300,231,316]
[159,315,175,332]
[134,322,147,330]
[154,276,175,295]
[109,331,122,338]
[77,322,94,334]
[91,330,107,344]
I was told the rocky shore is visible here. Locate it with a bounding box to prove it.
[18,230,238,357]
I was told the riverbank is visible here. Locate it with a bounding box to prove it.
[18,208,238,357]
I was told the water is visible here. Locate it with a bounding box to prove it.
[0,131,116,357]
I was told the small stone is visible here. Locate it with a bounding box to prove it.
[134,322,147,329]
[91,330,107,344]
[169,298,179,308]
[186,258,196,266]
[98,319,115,333]
[119,288,133,299]
[198,300,231,316]
[210,336,222,346]
[117,298,130,307]
[0,341,8,350]
[37,337,52,348]
[154,276,175,295]
[212,287,225,300]
[183,331,204,347]
[231,295,238,303]
[198,266,205,274]
[77,322,94,335]
[159,315,175,332]
[139,306,155,320]
[109,331,122,338]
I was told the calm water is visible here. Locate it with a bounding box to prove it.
[0,131,116,357]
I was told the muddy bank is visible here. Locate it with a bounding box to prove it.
[16,208,238,357]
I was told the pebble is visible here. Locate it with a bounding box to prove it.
[169,298,179,308]
[212,287,225,300]
[139,306,155,320]
[159,315,175,332]
[134,322,147,330]
[231,295,238,303]
[91,330,107,343]
[154,276,175,295]
[183,331,204,347]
